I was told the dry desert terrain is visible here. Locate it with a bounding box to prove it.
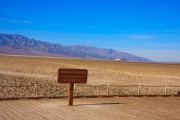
[0,55,180,97]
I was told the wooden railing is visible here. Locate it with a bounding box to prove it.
[0,84,180,99]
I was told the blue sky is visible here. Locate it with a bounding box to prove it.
[0,0,180,62]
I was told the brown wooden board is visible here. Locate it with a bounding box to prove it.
[1,97,180,119]
[58,68,88,83]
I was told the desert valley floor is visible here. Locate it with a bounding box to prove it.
[0,54,180,86]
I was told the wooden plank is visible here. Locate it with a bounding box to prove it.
[0,101,26,120]
[20,100,63,120]
[0,107,13,120]
[13,100,44,120]
[7,101,32,120]
[0,97,180,120]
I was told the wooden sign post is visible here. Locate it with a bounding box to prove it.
[68,83,74,105]
[58,68,88,106]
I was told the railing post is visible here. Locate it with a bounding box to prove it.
[165,85,167,95]
[34,83,37,97]
[74,84,76,96]
[138,84,141,95]
[16,85,18,97]
[107,84,109,95]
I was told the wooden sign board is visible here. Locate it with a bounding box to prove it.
[58,68,88,83]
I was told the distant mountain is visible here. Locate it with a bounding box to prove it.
[0,33,152,62]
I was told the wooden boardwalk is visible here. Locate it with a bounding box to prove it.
[0,97,180,120]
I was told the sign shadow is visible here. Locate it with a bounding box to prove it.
[74,102,125,106]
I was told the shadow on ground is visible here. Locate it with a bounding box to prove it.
[74,102,125,106]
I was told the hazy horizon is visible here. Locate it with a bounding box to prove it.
[0,0,180,62]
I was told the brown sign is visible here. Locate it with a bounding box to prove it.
[58,68,88,83]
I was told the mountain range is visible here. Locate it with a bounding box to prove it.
[0,33,152,62]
